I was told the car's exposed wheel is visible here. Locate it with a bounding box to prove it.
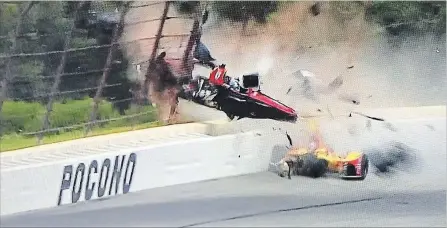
[295,154,327,178]
[226,112,235,120]
[318,159,329,177]
[359,154,369,180]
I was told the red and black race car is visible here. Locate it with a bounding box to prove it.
[178,65,298,123]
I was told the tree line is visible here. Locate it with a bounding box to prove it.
[0,1,445,136]
[176,1,445,36]
[0,1,145,136]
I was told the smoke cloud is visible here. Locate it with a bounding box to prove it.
[120,1,446,121]
[200,2,446,116]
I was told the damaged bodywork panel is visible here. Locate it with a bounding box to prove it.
[272,118,419,180]
[273,127,369,180]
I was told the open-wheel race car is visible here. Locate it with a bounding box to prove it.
[275,127,369,180]
[178,64,298,123]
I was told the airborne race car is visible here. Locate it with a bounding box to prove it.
[275,127,369,180]
[178,64,298,123]
[177,13,298,123]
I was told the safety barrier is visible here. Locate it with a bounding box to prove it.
[0,130,272,216]
[1,106,445,216]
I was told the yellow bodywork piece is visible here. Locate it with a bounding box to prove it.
[283,118,363,174]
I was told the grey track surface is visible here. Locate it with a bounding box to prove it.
[1,172,445,227]
[1,113,446,227]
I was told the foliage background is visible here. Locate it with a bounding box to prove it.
[0,1,445,146]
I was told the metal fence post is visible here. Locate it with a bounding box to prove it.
[137,1,170,126]
[182,7,201,68]
[84,2,132,136]
[37,2,88,144]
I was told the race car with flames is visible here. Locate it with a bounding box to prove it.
[274,128,369,180]
[178,64,298,123]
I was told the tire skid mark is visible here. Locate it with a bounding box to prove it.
[180,197,383,227]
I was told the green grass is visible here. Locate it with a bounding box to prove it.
[0,121,164,152]
[0,98,174,152]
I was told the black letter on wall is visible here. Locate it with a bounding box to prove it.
[98,158,111,197]
[57,165,73,206]
[72,163,86,204]
[123,153,137,194]
[109,155,126,196]
[85,160,98,201]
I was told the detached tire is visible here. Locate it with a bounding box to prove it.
[296,154,328,178]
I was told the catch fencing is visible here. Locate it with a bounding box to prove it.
[0,1,444,152]
[0,1,199,151]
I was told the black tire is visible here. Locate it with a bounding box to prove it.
[296,154,328,178]
[226,112,235,120]
[359,154,369,180]
[318,159,329,176]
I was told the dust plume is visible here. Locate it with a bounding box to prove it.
[120,1,446,122]
[120,2,192,84]
[120,2,194,122]
[200,1,446,117]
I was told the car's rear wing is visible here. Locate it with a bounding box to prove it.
[240,73,260,91]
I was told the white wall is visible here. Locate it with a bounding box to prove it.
[2,106,444,216]
[1,131,271,216]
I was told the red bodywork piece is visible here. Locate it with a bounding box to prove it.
[345,156,363,176]
[209,67,226,86]
[247,90,297,116]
